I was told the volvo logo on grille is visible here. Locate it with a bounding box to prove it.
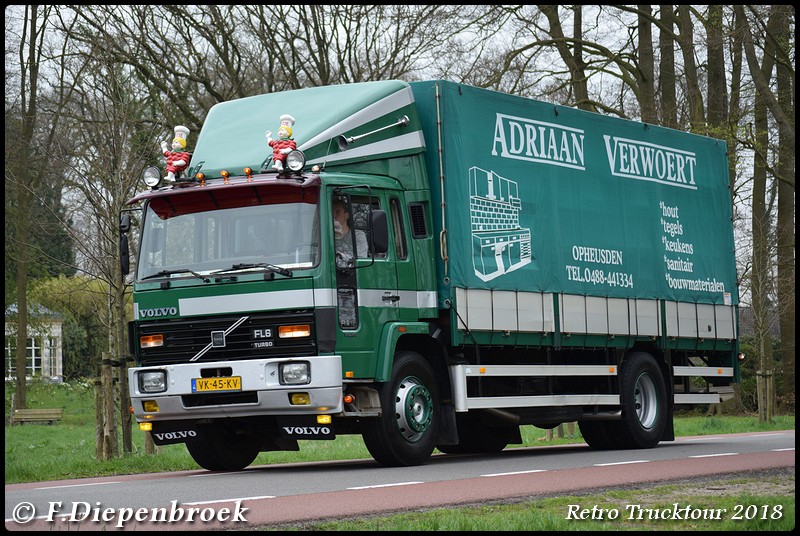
[211,331,226,347]
[190,316,249,362]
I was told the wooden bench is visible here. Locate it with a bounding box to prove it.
[11,408,64,425]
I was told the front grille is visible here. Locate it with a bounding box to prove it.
[135,311,316,366]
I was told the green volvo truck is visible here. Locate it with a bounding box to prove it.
[121,80,740,471]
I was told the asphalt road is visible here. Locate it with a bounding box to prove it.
[5,430,794,531]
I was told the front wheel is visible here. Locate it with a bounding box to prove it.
[362,351,441,466]
[186,424,260,471]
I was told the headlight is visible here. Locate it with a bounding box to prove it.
[139,370,167,393]
[280,362,310,385]
[143,166,162,187]
[285,150,306,172]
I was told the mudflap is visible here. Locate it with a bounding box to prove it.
[662,401,675,441]
[148,421,201,446]
[276,416,336,440]
[436,404,459,446]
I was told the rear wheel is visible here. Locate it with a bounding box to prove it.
[581,352,667,450]
[362,351,441,466]
[437,413,515,454]
[186,424,260,471]
[578,420,621,450]
[616,352,668,448]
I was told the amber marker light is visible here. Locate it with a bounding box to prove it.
[279,324,311,338]
[140,334,164,348]
[221,170,230,183]
[243,167,253,181]
[343,393,355,404]
[195,172,206,186]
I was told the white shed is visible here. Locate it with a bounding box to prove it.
[4,304,64,383]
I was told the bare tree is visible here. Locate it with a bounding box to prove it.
[740,6,778,422]
[772,5,795,404]
[658,5,679,128]
[6,6,78,407]
[636,5,658,123]
[733,5,795,418]
[674,5,706,131]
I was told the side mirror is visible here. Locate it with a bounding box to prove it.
[120,233,130,276]
[119,213,131,233]
[369,210,388,255]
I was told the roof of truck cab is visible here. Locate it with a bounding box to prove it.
[186,80,425,180]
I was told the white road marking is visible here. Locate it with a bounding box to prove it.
[481,469,547,477]
[347,481,423,490]
[184,495,275,505]
[593,460,650,467]
[35,481,120,490]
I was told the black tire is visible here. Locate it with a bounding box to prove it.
[616,352,668,449]
[185,425,260,471]
[437,413,514,454]
[578,420,622,450]
[362,351,441,466]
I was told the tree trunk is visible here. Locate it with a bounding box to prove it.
[675,5,705,132]
[705,5,728,130]
[636,5,657,123]
[658,5,678,128]
[774,5,795,409]
[750,32,775,423]
[539,5,597,112]
[116,277,133,453]
[13,5,46,410]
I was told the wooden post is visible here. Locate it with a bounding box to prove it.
[144,430,156,455]
[94,379,103,460]
[101,353,118,460]
[119,356,132,453]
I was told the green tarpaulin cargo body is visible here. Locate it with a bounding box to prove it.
[122,80,739,471]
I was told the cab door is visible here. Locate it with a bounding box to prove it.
[331,189,401,378]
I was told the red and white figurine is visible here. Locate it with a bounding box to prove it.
[160,125,191,182]
[265,114,297,171]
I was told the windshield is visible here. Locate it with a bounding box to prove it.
[137,189,320,281]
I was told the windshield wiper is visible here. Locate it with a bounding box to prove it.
[141,268,210,282]
[210,262,293,278]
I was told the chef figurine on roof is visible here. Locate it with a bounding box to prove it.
[160,125,191,182]
[265,114,297,171]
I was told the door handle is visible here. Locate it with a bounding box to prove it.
[382,294,400,303]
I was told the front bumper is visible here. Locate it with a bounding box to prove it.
[129,355,342,421]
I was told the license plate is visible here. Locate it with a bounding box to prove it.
[191,376,242,393]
